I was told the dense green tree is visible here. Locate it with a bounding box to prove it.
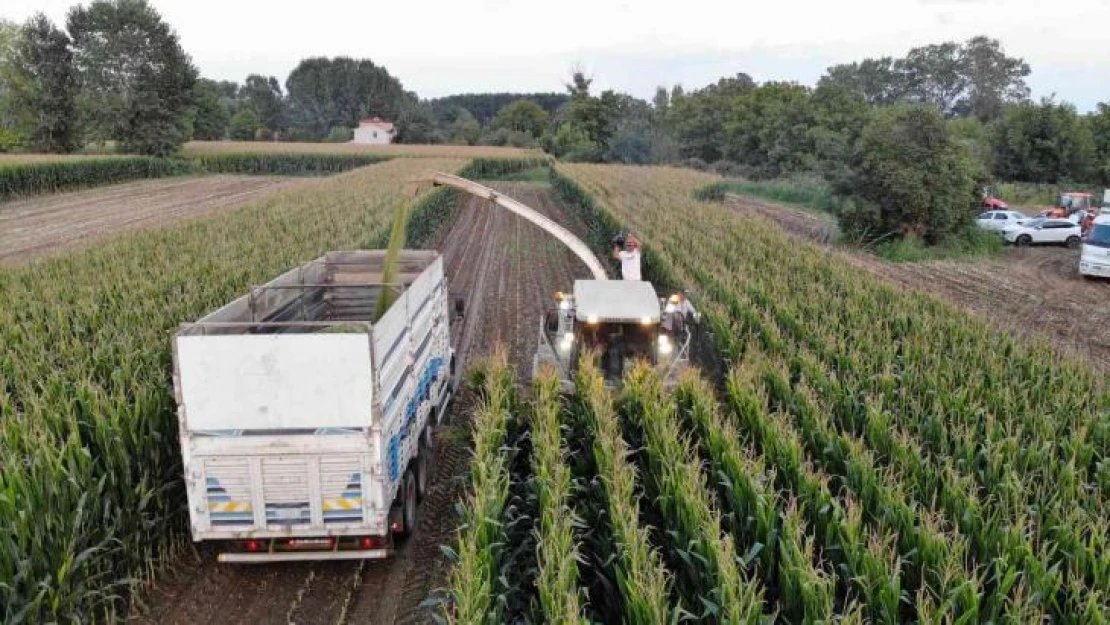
[393,95,437,143]
[841,105,979,244]
[491,99,548,138]
[990,100,1096,183]
[10,14,78,152]
[442,107,481,145]
[190,78,229,140]
[285,57,405,140]
[239,74,283,135]
[721,81,814,177]
[807,83,872,183]
[68,0,197,156]
[429,92,567,125]
[671,73,756,162]
[897,42,966,116]
[228,107,259,140]
[819,57,906,106]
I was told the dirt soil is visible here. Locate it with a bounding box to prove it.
[725,194,1110,371]
[0,176,303,265]
[132,182,593,625]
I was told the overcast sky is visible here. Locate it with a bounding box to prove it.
[4,0,1109,110]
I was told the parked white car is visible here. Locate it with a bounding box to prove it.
[1079,215,1110,279]
[1002,218,1083,247]
[976,210,1029,231]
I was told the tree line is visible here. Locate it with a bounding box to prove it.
[538,36,1110,245]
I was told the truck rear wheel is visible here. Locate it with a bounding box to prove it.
[416,436,432,500]
[395,467,417,538]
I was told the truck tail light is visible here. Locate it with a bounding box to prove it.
[244,539,263,552]
[360,536,387,549]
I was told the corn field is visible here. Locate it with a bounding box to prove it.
[0,157,465,622]
[445,163,1110,622]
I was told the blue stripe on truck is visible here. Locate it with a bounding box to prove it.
[387,356,444,483]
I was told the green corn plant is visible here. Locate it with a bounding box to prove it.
[448,349,516,624]
[573,357,673,625]
[621,364,766,624]
[530,367,588,624]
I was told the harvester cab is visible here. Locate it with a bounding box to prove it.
[534,280,692,391]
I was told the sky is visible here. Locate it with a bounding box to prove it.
[4,0,1109,111]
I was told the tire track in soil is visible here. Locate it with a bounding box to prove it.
[133,181,593,625]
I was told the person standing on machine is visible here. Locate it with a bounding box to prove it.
[613,234,642,281]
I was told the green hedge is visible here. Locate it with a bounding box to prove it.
[0,157,195,201]
[192,153,389,176]
[457,157,550,180]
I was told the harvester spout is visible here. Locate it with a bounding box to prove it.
[426,172,609,280]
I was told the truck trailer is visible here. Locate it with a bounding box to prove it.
[172,250,454,562]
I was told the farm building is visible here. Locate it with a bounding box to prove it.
[352,117,395,145]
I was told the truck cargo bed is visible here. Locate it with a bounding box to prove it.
[173,250,454,557]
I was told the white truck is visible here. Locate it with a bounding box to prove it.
[172,250,454,562]
[1079,214,1110,279]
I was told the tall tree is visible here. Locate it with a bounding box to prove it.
[190,78,228,140]
[239,74,283,136]
[491,99,548,138]
[0,18,24,143]
[958,36,1030,121]
[285,57,406,140]
[897,42,967,116]
[12,14,78,153]
[68,0,197,156]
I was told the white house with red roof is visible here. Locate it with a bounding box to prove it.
[352,117,395,145]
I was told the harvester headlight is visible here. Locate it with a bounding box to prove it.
[586,315,599,325]
[641,316,653,325]
[657,334,673,355]
[559,332,574,351]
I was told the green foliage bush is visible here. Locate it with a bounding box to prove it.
[840,105,980,245]
[0,157,195,200]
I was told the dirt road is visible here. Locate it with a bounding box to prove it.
[725,194,1110,371]
[0,176,302,265]
[133,182,592,625]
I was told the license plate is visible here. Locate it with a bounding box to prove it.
[288,538,331,547]
[274,508,304,520]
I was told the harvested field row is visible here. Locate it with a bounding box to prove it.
[0,176,304,265]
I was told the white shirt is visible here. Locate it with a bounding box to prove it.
[617,249,641,281]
